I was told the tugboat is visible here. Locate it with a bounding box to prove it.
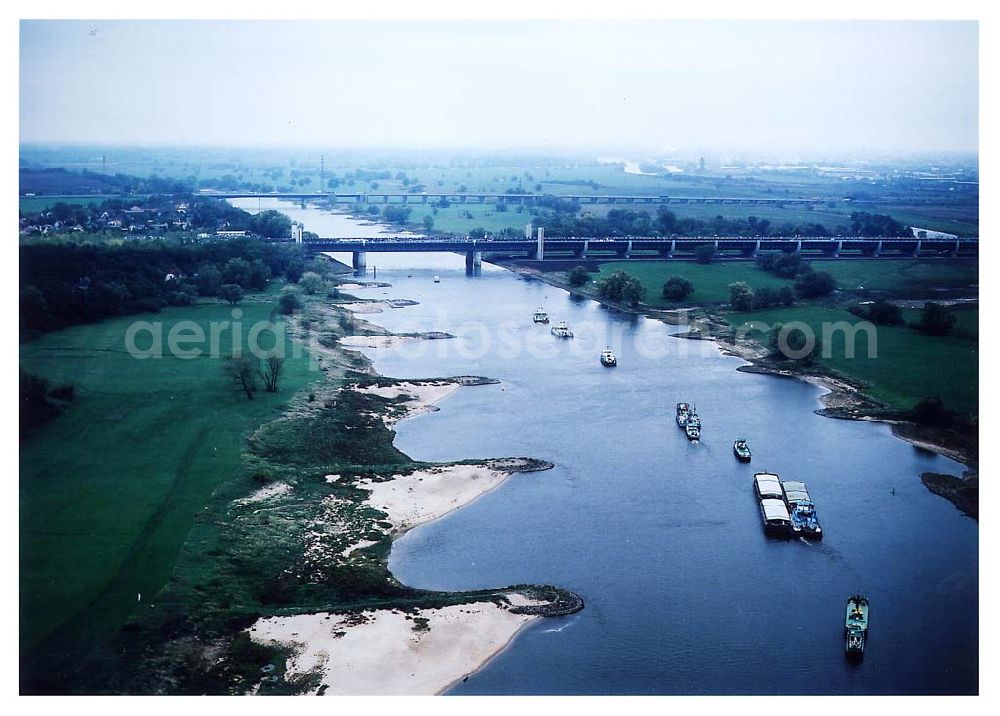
[600,348,617,367]
[685,411,701,441]
[551,321,574,338]
[845,595,869,659]
[783,480,823,540]
[733,437,752,462]
[433,275,441,283]
[676,403,690,428]
[533,308,549,324]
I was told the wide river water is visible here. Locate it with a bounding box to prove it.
[234,199,978,695]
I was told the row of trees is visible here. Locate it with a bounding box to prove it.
[529,205,909,240]
[20,239,307,337]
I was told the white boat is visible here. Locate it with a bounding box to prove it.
[533,308,549,324]
[551,321,574,338]
[433,275,441,283]
[600,348,617,367]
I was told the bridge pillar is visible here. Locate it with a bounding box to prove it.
[402,195,408,204]
[795,240,802,253]
[421,194,428,203]
[834,240,842,258]
[875,240,883,257]
[913,240,921,257]
[626,240,633,258]
[465,250,482,274]
[383,195,389,204]
[754,239,761,257]
[536,227,545,261]
[953,239,960,256]
[300,199,307,209]
[581,240,589,259]
[352,251,367,273]
[669,239,676,258]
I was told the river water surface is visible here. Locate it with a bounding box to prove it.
[234,199,978,695]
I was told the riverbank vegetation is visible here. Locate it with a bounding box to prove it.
[20,285,579,694]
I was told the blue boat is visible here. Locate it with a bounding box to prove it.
[782,481,823,540]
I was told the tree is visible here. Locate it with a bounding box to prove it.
[194,263,223,296]
[259,356,284,393]
[849,299,903,325]
[794,270,835,298]
[278,286,303,315]
[20,286,54,332]
[249,209,293,238]
[224,352,259,399]
[768,323,822,364]
[219,283,244,306]
[567,266,590,287]
[912,396,952,425]
[223,257,253,288]
[694,244,716,264]
[728,282,755,311]
[596,270,645,306]
[422,215,434,232]
[299,271,325,295]
[284,256,306,283]
[662,276,694,301]
[249,259,272,290]
[911,302,956,336]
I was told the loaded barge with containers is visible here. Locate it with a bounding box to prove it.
[754,472,791,535]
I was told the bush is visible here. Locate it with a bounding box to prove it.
[219,284,244,306]
[728,282,755,311]
[299,271,325,295]
[596,270,646,306]
[567,266,590,287]
[694,244,716,264]
[911,396,952,426]
[794,270,835,298]
[768,323,822,364]
[278,287,303,315]
[662,276,694,301]
[910,302,956,336]
[849,300,904,326]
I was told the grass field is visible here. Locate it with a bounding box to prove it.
[727,305,978,418]
[581,259,979,308]
[20,195,110,213]
[19,287,322,652]
[590,261,794,307]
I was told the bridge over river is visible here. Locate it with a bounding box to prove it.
[198,190,864,207]
[292,234,979,272]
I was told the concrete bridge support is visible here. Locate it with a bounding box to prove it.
[626,240,633,258]
[834,240,842,258]
[465,250,482,274]
[754,239,761,257]
[581,240,589,259]
[536,227,545,261]
[795,240,802,253]
[875,240,883,257]
[913,240,922,257]
[352,251,367,273]
[953,239,961,257]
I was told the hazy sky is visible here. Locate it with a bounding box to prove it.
[19,20,978,155]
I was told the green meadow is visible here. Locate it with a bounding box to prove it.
[19,288,322,653]
[727,305,978,418]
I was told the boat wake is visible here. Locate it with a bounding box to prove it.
[542,615,581,634]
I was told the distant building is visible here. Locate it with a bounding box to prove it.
[698,156,706,171]
[215,230,247,237]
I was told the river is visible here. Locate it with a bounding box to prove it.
[232,199,978,695]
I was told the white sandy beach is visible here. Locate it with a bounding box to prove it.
[249,601,538,695]
[355,380,461,424]
[339,335,414,349]
[356,463,511,534]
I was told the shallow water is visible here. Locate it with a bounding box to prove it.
[239,199,978,695]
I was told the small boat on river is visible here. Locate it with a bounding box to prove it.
[533,308,550,324]
[551,321,574,338]
[685,411,701,441]
[600,348,617,367]
[733,438,752,462]
[845,595,869,659]
[783,480,823,540]
[676,402,690,428]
